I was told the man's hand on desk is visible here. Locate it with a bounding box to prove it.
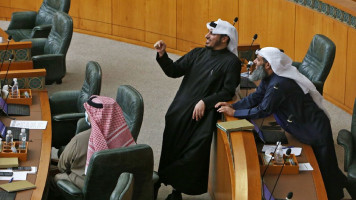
[215,102,234,117]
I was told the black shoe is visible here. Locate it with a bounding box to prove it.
[165,190,182,200]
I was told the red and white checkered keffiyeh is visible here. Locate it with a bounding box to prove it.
[84,95,135,174]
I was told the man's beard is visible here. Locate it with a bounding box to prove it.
[205,37,222,49]
[249,65,268,81]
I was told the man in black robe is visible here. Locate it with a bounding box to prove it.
[216,47,348,200]
[154,19,241,200]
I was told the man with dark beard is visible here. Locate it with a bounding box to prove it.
[153,19,241,200]
[215,47,348,200]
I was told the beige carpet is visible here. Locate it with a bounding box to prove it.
[0,20,352,199]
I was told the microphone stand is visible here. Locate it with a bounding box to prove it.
[261,141,281,200]
[0,36,12,89]
[0,54,16,120]
[245,34,258,97]
[269,149,292,200]
[2,54,14,91]
[0,92,16,120]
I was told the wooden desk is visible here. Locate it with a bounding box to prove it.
[209,116,261,200]
[0,68,46,90]
[208,115,327,200]
[262,132,327,199]
[0,91,51,200]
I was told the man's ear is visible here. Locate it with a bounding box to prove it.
[265,62,271,70]
[221,35,229,43]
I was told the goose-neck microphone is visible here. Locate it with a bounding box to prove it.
[269,148,292,200]
[232,17,238,26]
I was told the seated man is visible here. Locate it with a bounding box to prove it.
[47,95,135,199]
[215,47,348,200]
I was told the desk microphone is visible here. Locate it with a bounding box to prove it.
[0,54,15,120]
[261,141,281,200]
[275,192,293,200]
[242,33,258,96]
[286,192,293,199]
[247,34,258,70]
[232,17,238,26]
[287,114,293,123]
[261,141,281,178]
[269,148,292,200]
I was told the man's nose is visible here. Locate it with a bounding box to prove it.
[205,33,210,39]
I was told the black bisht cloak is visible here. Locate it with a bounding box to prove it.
[156,47,241,194]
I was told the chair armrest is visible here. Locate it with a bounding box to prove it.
[57,179,83,200]
[292,61,301,69]
[110,173,134,200]
[32,54,64,63]
[21,38,47,56]
[49,90,81,114]
[76,118,91,134]
[31,24,52,38]
[53,113,85,122]
[32,54,64,68]
[7,11,37,30]
[152,171,159,184]
[337,129,353,171]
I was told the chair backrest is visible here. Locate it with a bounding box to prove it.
[35,0,71,26]
[298,34,335,89]
[110,173,135,200]
[44,11,73,55]
[116,85,144,142]
[83,144,154,200]
[77,61,102,112]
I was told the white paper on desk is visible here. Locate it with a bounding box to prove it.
[299,163,314,171]
[10,120,47,130]
[28,167,37,174]
[262,145,302,156]
[0,170,27,180]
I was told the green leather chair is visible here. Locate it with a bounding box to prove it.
[22,11,73,84]
[292,34,335,95]
[56,144,154,200]
[110,173,134,200]
[6,0,70,41]
[116,85,144,141]
[337,98,356,199]
[50,61,102,148]
[75,85,144,142]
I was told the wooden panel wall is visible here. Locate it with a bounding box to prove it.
[68,0,79,28]
[0,0,11,20]
[322,18,348,104]
[145,0,177,48]
[10,0,37,11]
[0,0,354,113]
[238,0,268,46]
[345,27,356,109]
[176,0,209,52]
[266,0,296,57]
